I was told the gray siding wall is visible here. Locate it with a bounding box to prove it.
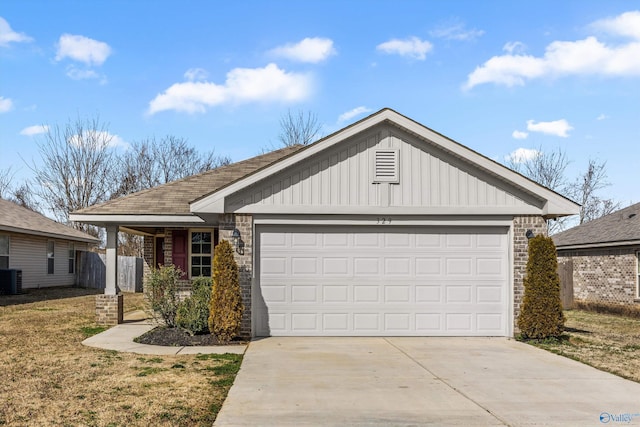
[228,124,541,213]
[4,232,89,289]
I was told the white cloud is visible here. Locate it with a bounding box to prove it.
[526,119,573,137]
[0,96,13,113]
[430,23,484,41]
[148,63,313,115]
[184,68,208,81]
[68,130,129,149]
[506,147,540,164]
[512,130,529,139]
[269,37,336,63]
[338,106,372,123]
[0,17,32,47]
[66,66,100,80]
[464,11,640,90]
[55,34,112,66]
[597,113,608,120]
[376,36,433,60]
[503,41,526,54]
[20,125,49,136]
[591,10,640,40]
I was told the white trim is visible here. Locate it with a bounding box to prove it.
[556,240,640,250]
[190,109,580,217]
[0,225,99,244]
[253,214,514,227]
[69,214,205,226]
[231,205,543,216]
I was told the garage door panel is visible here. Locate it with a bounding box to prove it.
[256,226,509,336]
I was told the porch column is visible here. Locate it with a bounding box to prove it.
[105,225,119,295]
[96,224,123,325]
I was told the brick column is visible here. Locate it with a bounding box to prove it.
[512,215,548,332]
[96,294,124,325]
[219,213,253,338]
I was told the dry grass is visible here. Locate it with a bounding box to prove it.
[530,310,640,382]
[0,288,242,426]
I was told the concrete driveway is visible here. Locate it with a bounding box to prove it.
[214,337,640,426]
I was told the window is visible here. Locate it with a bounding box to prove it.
[190,231,212,277]
[68,243,75,274]
[47,240,55,275]
[0,235,9,269]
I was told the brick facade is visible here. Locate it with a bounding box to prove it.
[512,215,548,331]
[558,247,639,305]
[95,294,124,325]
[218,213,253,338]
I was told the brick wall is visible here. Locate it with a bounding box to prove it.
[558,247,639,305]
[512,215,548,331]
[143,235,154,279]
[219,213,253,338]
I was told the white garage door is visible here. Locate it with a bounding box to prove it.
[255,225,509,337]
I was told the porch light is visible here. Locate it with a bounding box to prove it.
[231,228,241,251]
[525,229,534,240]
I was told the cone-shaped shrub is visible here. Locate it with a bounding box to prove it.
[208,239,243,344]
[517,234,565,339]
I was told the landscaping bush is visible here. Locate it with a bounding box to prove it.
[145,264,182,327]
[208,240,244,344]
[517,234,565,339]
[176,277,212,335]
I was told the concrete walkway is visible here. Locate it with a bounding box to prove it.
[215,337,640,426]
[81,311,246,355]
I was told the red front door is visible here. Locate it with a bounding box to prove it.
[172,230,188,278]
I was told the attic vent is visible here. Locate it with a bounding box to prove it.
[373,149,399,183]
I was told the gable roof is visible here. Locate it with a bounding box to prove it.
[553,202,640,249]
[0,199,99,243]
[70,145,302,224]
[191,108,580,217]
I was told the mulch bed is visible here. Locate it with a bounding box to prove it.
[135,327,246,346]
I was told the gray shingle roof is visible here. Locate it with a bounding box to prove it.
[73,145,303,216]
[0,199,100,243]
[552,202,640,248]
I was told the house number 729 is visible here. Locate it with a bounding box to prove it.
[377,217,392,224]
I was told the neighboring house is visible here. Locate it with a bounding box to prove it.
[0,199,100,289]
[553,202,640,306]
[71,108,579,335]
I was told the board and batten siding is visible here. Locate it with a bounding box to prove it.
[226,124,543,213]
[5,232,88,289]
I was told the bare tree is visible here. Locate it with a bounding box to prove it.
[10,181,41,212]
[278,109,322,147]
[0,167,14,199]
[507,147,571,233]
[569,159,620,224]
[113,135,231,255]
[30,116,116,237]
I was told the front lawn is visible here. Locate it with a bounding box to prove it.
[529,309,640,382]
[0,288,242,426]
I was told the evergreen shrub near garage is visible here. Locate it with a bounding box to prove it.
[208,239,244,344]
[176,277,212,335]
[517,234,565,339]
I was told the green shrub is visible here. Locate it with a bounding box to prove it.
[208,240,244,344]
[517,234,565,339]
[176,277,212,335]
[145,265,182,327]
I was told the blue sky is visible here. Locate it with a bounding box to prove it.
[1,0,638,207]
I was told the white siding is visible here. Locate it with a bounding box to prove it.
[227,124,542,213]
[4,232,88,289]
